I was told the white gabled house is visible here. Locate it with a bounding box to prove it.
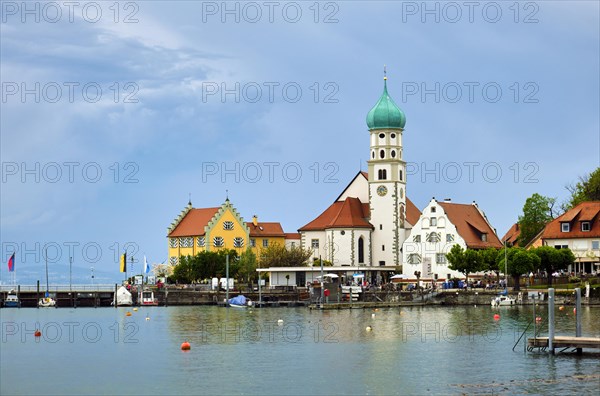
[402,198,503,281]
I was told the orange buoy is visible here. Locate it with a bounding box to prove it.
[493,314,500,320]
[34,330,42,337]
[535,316,542,322]
[573,308,577,314]
[559,306,564,311]
[126,312,132,316]
[181,341,191,351]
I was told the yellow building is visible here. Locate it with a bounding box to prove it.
[167,199,289,265]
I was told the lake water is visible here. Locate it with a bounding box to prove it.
[1,305,599,395]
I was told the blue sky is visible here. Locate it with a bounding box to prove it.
[1,1,599,285]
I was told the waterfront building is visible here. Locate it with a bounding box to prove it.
[402,198,502,282]
[299,76,421,273]
[535,201,600,274]
[167,199,287,265]
[502,223,521,247]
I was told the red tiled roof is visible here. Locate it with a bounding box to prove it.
[168,207,219,237]
[285,233,301,240]
[438,202,502,249]
[541,201,600,239]
[247,222,285,237]
[299,197,373,231]
[501,223,521,246]
[406,198,420,226]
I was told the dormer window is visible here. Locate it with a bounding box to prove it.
[223,221,234,230]
[481,233,488,242]
[431,207,436,213]
[561,223,570,232]
[581,222,591,232]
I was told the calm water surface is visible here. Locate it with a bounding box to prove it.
[1,305,599,395]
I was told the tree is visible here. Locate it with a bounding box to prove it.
[171,255,195,283]
[446,245,485,284]
[517,193,555,246]
[286,246,313,267]
[532,246,564,286]
[558,248,576,273]
[498,247,540,291]
[565,167,600,210]
[260,243,312,267]
[237,248,257,283]
[479,248,500,281]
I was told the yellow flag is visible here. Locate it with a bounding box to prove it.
[120,252,127,272]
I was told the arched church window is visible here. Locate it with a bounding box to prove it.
[378,169,387,180]
[380,150,385,159]
[358,237,364,263]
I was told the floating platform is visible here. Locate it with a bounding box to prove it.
[308,301,427,310]
[527,336,600,353]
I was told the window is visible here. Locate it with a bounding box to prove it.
[436,253,447,264]
[446,234,454,242]
[223,221,234,230]
[431,207,436,213]
[169,256,178,265]
[169,238,178,248]
[262,239,269,247]
[391,133,396,139]
[561,223,570,232]
[481,233,488,242]
[233,237,244,248]
[290,242,296,248]
[198,236,205,247]
[430,217,437,226]
[554,245,568,249]
[380,150,385,159]
[213,236,224,247]
[340,230,346,235]
[379,261,386,266]
[399,170,403,181]
[408,253,422,264]
[582,222,591,232]
[379,133,385,139]
[380,224,383,230]
[358,237,364,263]
[311,239,319,249]
[382,245,385,251]
[378,169,387,180]
[592,241,599,250]
[371,151,375,159]
[426,232,441,243]
[180,237,193,248]
[391,150,396,158]
[413,235,421,243]
[250,239,256,248]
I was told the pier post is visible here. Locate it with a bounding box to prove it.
[115,284,118,308]
[548,288,555,354]
[36,280,40,309]
[575,288,582,355]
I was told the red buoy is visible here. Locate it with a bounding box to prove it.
[493,314,500,320]
[181,341,191,351]
[34,330,42,337]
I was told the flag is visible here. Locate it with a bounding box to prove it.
[144,255,150,274]
[120,252,127,272]
[7,253,15,272]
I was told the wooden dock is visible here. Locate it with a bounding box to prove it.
[527,336,600,353]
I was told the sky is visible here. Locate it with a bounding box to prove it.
[1,0,599,285]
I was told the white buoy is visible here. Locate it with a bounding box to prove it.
[277,319,284,325]
[366,326,372,331]
[371,313,375,318]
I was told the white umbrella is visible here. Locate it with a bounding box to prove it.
[324,273,339,278]
[391,274,407,279]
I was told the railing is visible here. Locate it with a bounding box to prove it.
[0,284,116,292]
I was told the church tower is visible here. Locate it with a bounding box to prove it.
[366,72,407,267]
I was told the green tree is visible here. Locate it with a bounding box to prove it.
[565,167,600,210]
[171,255,195,283]
[237,248,257,283]
[558,248,576,273]
[260,243,312,267]
[532,246,564,286]
[517,193,555,246]
[286,245,313,267]
[446,245,485,284]
[498,247,540,291]
[479,248,500,281]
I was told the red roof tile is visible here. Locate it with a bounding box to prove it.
[406,198,420,226]
[168,207,219,237]
[285,233,301,240]
[247,222,285,237]
[438,202,502,249]
[501,223,521,246]
[299,197,373,231]
[541,201,600,239]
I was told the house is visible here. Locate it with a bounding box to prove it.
[502,223,521,247]
[537,201,600,274]
[402,198,502,281]
[166,199,287,266]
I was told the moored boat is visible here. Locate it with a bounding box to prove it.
[491,294,516,307]
[114,286,133,306]
[140,289,158,306]
[4,290,20,308]
[228,295,252,308]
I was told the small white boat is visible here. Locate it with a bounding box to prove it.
[140,289,158,306]
[114,286,133,306]
[491,295,516,307]
[38,295,56,307]
[4,290,20,308]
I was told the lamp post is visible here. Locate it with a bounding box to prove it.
[91,266,95,287]
[69,256,72,293]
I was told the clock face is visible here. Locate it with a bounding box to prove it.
[377,185,388,196]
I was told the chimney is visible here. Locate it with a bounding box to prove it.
[252,215,258,227]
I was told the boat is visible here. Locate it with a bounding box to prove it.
[491,292,516,307]
[114,286,133,306]
[140,288,158,306]
[4,290,20,308]
[228,295,253,308]
[38,250,56,308]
